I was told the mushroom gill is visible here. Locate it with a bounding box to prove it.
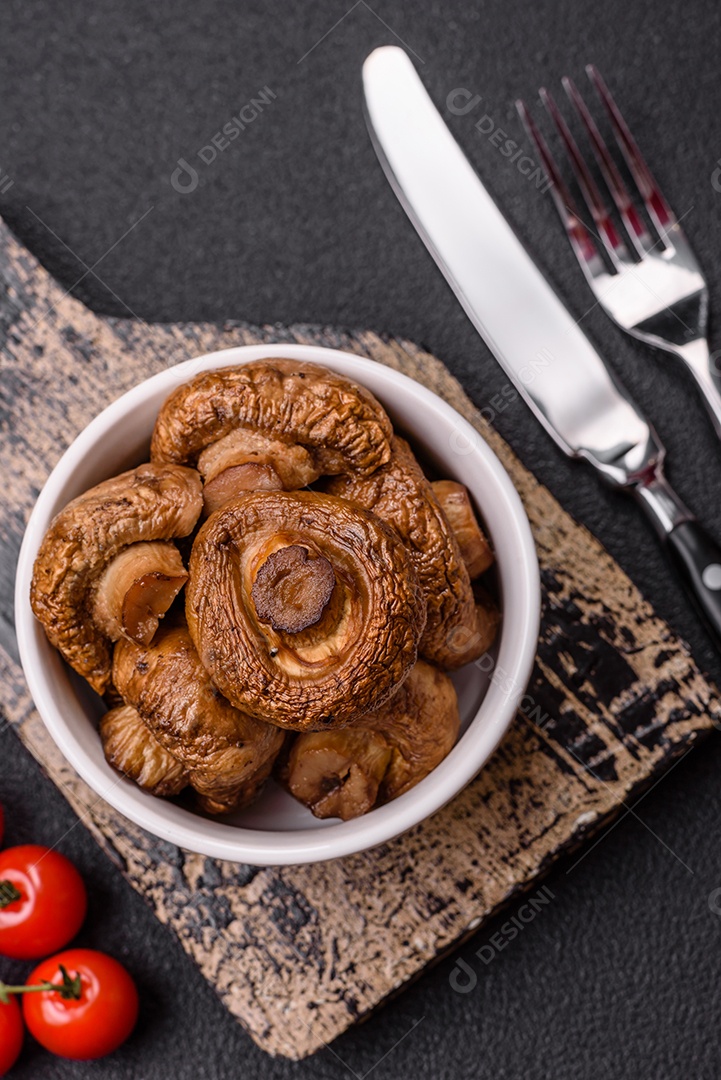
[150,358,393,478]
[283,660,460,820]
[113,621,285,814]
[185,490,426,732]
[325,437,497,669]
[100,704,189,798]
[30,463,203,694]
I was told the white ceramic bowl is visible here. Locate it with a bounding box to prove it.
[15,344,540,865]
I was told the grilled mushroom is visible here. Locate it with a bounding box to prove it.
[92,541,188,645]
[113,622,284,814]
[198,428,320,515]
[100,704,189,797]
[31,463,203,694]
[325,438,497,669]
[185,490,426,731]
[150,361,394,504]
[445,585,501,660]
[431,480,494,579]
[284,661,459,820]
[282,729,392,820]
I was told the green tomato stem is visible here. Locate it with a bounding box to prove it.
[0,966,82,1005]
[0,880,22,908]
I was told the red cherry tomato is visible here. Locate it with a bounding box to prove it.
[0,845,87,959]
[23,949,138,1060]
[0,996,23,1076]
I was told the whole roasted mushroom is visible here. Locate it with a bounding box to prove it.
[198,429,320,515]
[325,438,498,669]
[185,490,426,731]
[113,621,284,814]
[430,480,494,579]
[31,463,203,694]
[150,359,394,510]
[283,660,460,820]
[100,704,189,798]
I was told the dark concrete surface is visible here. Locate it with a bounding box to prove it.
[2,0,721,1076]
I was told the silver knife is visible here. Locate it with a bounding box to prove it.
[362,45,721,646]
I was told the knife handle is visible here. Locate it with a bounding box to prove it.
[634,470,721,647]
[665,520,721,646]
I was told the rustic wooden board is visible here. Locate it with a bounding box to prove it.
[0,215,719,1059]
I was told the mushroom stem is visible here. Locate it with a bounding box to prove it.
[431,480,494,579]
[251,545,336,633]
[93,542,187,646]
[286,730,392,820]
[203,463,283,515]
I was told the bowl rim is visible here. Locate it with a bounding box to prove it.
[15,343,540,865]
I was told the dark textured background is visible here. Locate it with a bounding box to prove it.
[2,0,721,1076]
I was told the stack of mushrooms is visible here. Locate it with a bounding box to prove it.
[31,360,499,821]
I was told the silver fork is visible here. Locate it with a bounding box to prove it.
[516,67,721,438]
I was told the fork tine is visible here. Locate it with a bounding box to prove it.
[562,75,653,259]
[515,98,606,279]
[539,86,629,270]
[586,64,676,237]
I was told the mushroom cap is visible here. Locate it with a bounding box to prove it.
[30,463,203,694]
[185,490,426,731]
[150,359,393,477]
[361,659,460,801]
[100,704,189,798]
[113,621,284,814]
[325,437,484,669]
[430,480,494,579]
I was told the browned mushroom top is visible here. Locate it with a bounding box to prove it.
[31,463,203,694]
[430,480,494,579]
[283,660,460,820]
[185,490,426,731]
[325,437,490,668]
[150,359,393,478]
[113,621,284,814]
[363,660,460,801]
[100,704,189,799]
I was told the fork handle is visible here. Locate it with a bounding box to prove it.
[634,469,721,647]
[665,521,721,647]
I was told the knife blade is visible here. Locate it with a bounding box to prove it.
[362,45,721,647]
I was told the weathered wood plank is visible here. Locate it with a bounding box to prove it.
[0,217,718,1058]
